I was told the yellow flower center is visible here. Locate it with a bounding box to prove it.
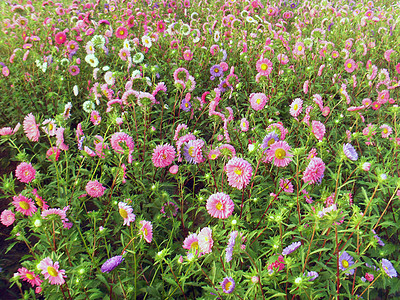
[24,170,30,177]
[119,30,124,35]
[261,63,267,71]
[119,208,128,219]
[144,228,148,236]
[26,273,35,280]
[216,202,223,210]
[191,241,198,250]
[70,45,75,49]
[347,63,352,69]
[47,266,58,277]
[268,139,276,146]
[294,104,298,110]
[35,196,43,208]
[188,146,195,157]
[234,168,242,175]
[162,154,167,159]
[298,45,303,51]
[383,128,388,134]
[93,115,98,120]
[365,102,369,106]
[275,148,286,159]
[225,281,232,290]
[211,154,217,159]
[342,259,349,269]
[242,122,246,127]
[20,201,29,210]
[256,98,261,104]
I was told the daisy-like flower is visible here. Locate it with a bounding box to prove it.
[118,202,135,226]
[1,210,15,226]
[152,144,176,168]
[16,267,42,287]
[279,178,294,193]
[132,52,144,64]
[225,231,238,263]
[249,93,268,111]
[282,241,301,255]
[183,139,205,164]
[32,188,49,210]
[302,157,325,184]
[68,65,80,76]
[118,48,130,61]
[110,132,135,162]
[339,251,354,275]
[85,180,106,198]
[210,64,223,77]
[38,257,66,285]
[265,141,293,167]
[141,35,152,48]
[101,255,124,273]
[90,110,101,126]
[290,98,303,117]
[343,143,358,161]
[225,157,253,190]
[85,54,99,67]
[12,194,37,216]
[182,233,199,252]
[293,42,305,56]
[42,119,57,136]
[206,192,234,219]
[23,113,40,142]
[256,58,273,76]
[208,149,221,160]
[380,124,392,138]
[198,227,213,254]
[382,259,397,278]
[221,277,235,294]
[115,26,128,39]
[262,132,279,150]
[54,32,66,45]
[0,123,20,136]
[139,220,153,243]
[240,118,249,132]
[63,102,72,120]
[307,271,319,281]
[311,121,325,141]
[15,162,36,183]
[344,59,356,73]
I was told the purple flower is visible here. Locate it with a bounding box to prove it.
[339,251,354,275]
[282,241,301,256]
[372,229,385,247]
[101,255,124,273]
[307,271,319,281]
[262,132,279,150]
[225,231,238,263]
[220,277,235,294]
[343,143,358,161]
[180,99,191,112]
[210,64,223,77]
[382,259,397,278]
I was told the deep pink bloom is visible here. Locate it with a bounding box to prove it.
[302,157,326,184]
[23,113,40,142]
[90,110,101,125]
[240,118,249,132]
[16,267,42,287]
[110,132,135,158]
[279,179,294,193]
[206,192,234,219]
[311,121,325,141]
[12,194,37,216]
[198,227,213,254]
[118,202,135,226]
[1,210,15,226]
[225,157,252,190]
[46,147,61,161]
[55,32,66,45]
[152,144,176,168]
[169,165,179,174]
[85,180,106,198]
[115,26,128,39]
[139,220,153,243]
[38,257,66,285]
[32,188,49,210]
[68,65,80,76]
[15,162,36,183]
[249,93,268,111]
[256,58,273,76]
[265,141,293,167]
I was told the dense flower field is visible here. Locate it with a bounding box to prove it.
[1,0,400,298]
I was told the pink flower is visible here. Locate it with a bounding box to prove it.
[380,124,392,138]
[1,210,15,226]
[12,194,37,216]
[303,80,309,94]
[279,178,293,193]
[110,132,135,160]
[302,157,325,184]
[183,139,205,164]
[396,63,400,75]
[311,121,325,141]
[15,162,36,183]
[249,93,268,111]
[256,58,273,76]
[183,50,193,61]
[344,59,356,73]
[46,147,61,161]
[293,42,305,56]
[169,165,179,174]
[16,267,42,287]
[55,32,66,45]
[265,141,293,167]
[55,127,69,151]
[225,157,253,190]
[38,257,66,285]
[0,123,20,136]
[68,65,80,76]
[152,144,176,168]
[85,180,106,198]
[139,220,153,243]
[115,26,128,39]
[362,162,371,171]
[240,118,249,132]
[23,113,40,142]
[206,192,234,219]
[198,227,213,254]
[118,202,135,226]
[208,149,221,160]
[290,98,303,117]
[32,188,49,210]
[90,110,101,125]
[183,233,199,252]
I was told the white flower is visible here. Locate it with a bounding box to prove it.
[131,70,141,78]
[73,85,79,96]
[82,101,95,113]
[142,35,152,48]
[104,71,115,85]
[132,52,144,64]
[85,54,99,67]
[123,39,131,50]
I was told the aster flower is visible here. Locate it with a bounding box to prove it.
[55,32,66,45]
[279,179,294,193]
[311,121,325,141]
[240,118,249,132]
[68,65,80,76]
[198,227,213,254]
[290,98,303,117]
[225,157,253,190]
[38,257,66,285]
[152,144,176,168]
[23,113,40,142]
[42,119,57,136]
[182,233,199,252]
[101,255,124,273]
[115,26,128,39]
[382,259,397,278]
[249,93,268,111]
[12,194,37,216]
[344,59,356,73]
[282,241,301,255]
[302,157,325,184]
[225,231,238,263]
[339,251,355,275]
[139,220,153,243]
[380,124,392,138]
[220,277,235,294]
[118,202,135,226]
[110,132,135,162]
[343,143,358,161]
[1,210,15,226]
[90,110,101,126]
[16,267,42,287]
[160,201,179,218]
[15,162,36,183]
[261,132,279,150]
[307,271,319,281]
[256,58,273,76]
[32,188,49,210]
[85,180,106,198]
[183,139,205,164]
[206,192,234,219]
[265,141,293,167]
[63,102,72,120]
[210,64,223,77]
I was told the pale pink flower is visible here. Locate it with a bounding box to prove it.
[23,113,40,142]
[311,121,325,141]
[0,123,20,136]
[265,141,293,167]
[55,127,69,151]
[240,118,249,132]
[279,179,294,193]
[208,149,221,160]
[303,80,309,94]
[63,102,72,120]
[198,227,213,254]
[362,162,371,171]
[1,210,15,226]
[344,59,356,73]
[169,165,179,174]
[249,93,268,111]
[206,192,234,219]
[139,220,153,243]
[302,157,325,184]
[90,110,101,125]
[256,58,273,76]
[152,144,176,168]
[85,180,106,198]
[41,119,57,136]
[15,162,36,183]
[380,124,392,138]
[225,157,253,190]
[290,98,303,117]
[118,202,135,226]
[38,257,66,285]
[183,233,199,252]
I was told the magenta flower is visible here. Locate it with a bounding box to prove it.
[302,157,325,184]
[139,220,153,243]
[311,121,325,141]
[206,192,234,219]
[12,194,37,216]
[23,113,40,142]
[344,59,356,73]
[249,93,268,111]
[265,141,293,167]
[85,180,106,198]
[16,267,42,287]
[38,257,66,285]
[256,58,273,76]
[225,157,253,190]
[152,144,176,168]
[115,26,128,39]
[1,210,15,226]
[15,162,36,183]
[68,65,80,76]
[220,277,235,294]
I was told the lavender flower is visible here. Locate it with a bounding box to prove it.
[339,251,354,275]
[343,143,358,161]
[382,259,397,278]
[225,231,238,263]
[101,255,124,273]
[262,132,279,150]
[307,271,319,281]
[210,65,223,77]
[220,277,235,294]
[282,241,301,256]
